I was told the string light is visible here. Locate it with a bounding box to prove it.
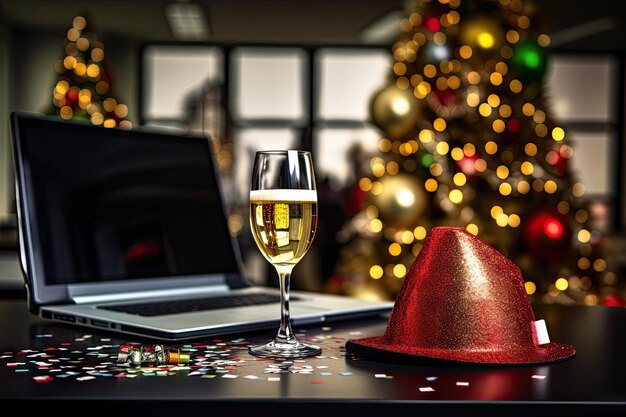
[424,179,438,192]
[393,264,407,278]
[436,141,450,155]
[525,281,536,295]
[578,229,591,243]
[370,219,383,232]
[466,223,479,235]
[552,127,565,141]
[389,243,402,256]
[555,278,568,291]
[370,265,384,279]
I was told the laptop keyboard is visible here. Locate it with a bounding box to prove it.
[99,293,299,317]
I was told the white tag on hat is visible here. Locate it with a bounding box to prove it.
[534,319,550,345]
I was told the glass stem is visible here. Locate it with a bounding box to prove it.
[275,268,296,344]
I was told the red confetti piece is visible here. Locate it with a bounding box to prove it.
[33,376,53,383]
[310,380,322,384]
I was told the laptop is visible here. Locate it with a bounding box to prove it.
[10,112,393,340]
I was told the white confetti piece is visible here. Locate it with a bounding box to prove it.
[244,375,259,379]
[456,381,469,386]
[419,387,435,392]
[268,377,280,382]
[374,374,387,378]
[532,375,546,380]
[426,376,438,381]
[77,376,96,381]
[222,374,238,379]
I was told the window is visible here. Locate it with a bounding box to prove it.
[141,47,622,230]
[143,45,223,123]
[546,55,618,230]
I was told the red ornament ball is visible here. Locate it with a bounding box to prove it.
[523,210,572,261]
[456,154,479,177]
[426,17,441,32]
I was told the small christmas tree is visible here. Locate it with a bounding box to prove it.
[334,0,617,305]
[50,15,131,129]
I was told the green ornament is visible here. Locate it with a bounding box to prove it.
[420,153,435,168]
[510,40,548,83]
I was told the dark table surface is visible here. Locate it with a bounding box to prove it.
[1,300,625,415]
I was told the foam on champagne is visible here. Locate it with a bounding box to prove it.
[250,189,317,203]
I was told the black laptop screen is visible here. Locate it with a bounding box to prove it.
[18,118,239,285]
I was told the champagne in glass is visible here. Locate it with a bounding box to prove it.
[248,150,321,358]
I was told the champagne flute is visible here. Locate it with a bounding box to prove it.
[248,150,321,358]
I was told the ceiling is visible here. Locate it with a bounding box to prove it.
[0,0,625,51]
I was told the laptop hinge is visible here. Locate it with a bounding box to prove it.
[71,284,230,305]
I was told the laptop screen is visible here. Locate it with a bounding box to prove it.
[15,115,239,286]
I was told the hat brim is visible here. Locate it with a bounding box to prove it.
[346,337,576,366]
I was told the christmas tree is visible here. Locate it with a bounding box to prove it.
[50,15,131,129]
[334,0,618,305]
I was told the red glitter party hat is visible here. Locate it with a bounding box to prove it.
[346,227,575,365]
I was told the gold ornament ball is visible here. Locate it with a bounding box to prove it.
[459,16,504,51]
[372,174,429,228]
[371,83,421,139]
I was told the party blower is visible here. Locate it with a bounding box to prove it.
[347,227,576,365]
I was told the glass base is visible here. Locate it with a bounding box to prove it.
[248,340,322,358]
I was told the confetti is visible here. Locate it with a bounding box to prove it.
[426,376,438,381]
[532,375,547,380]
[0,329,359,386]
[456,381,469,386]
[419,387,435,392]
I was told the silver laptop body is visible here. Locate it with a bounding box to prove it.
[11,112,392,340]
